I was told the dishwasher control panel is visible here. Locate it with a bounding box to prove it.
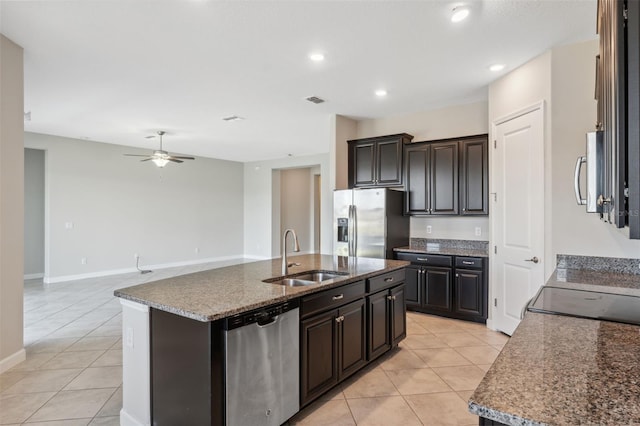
[225,299,299,330]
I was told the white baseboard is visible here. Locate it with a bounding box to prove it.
[43,254,246,284]
[243,255,272,261]
[0,348,26,374]
[120,408,149,426]
[24,273,44,280]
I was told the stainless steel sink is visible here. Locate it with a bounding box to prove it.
[264,270,347,287]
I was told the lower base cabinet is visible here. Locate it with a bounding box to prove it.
[300,271,407,407]
[301,298,367,406]
[368,284,406,361]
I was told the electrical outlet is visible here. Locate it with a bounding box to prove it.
[81,257,87,265]
[65,222,73,229]
[426,226,432,234]
[194,247,200,254]
[475,227,482,236]
[125,327,134,348]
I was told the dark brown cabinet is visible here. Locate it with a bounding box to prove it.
[424,267,453,312]
[460,137,489,215]
[348,134,413,188]
[367,283,406,361]
[404,141,458,215]
[404,134,488,216]
[395,252,487,323]
[454,269,483,317]
[300,299,366,406]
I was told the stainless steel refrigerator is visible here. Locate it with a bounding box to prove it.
[333,188,409,259]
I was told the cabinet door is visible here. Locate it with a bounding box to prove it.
[430,142,459,215]
[404,143,430,214]
[376,139,402,186]
[424,267,453,312]
[367,291,390,361]
[338,299,367,380]
[403,265,422,308]
[460,138,488,215]
[352,142,376,187]
[301,310,338,406]
[454,269,484,317]
[390,285,406,346]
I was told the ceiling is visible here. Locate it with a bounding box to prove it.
[1,0,597,162]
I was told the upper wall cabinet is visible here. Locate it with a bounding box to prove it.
[348,134,414,188]
[404,141,459,215]
[460,137,489,215]
[404,134,488,216]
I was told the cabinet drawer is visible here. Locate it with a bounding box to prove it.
[367,269,405,293]
[455,257,483,269]
[395,252,452,267]
[301,280,366,319]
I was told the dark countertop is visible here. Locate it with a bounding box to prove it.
[468,269,640,425]
[394,245,489,258]
[114,254,409,322]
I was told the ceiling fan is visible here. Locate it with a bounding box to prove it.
[124,131,195,167]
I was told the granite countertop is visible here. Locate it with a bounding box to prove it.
[469,267,640,425]
[114,254,408,322]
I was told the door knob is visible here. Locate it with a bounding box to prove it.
[524,257,539,264]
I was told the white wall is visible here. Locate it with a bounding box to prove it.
[244,154,332,259]
[24,148,45,277]
[24,132,245,282]
[356,101,490,241]
[550,40,640,259]
[280,168,313,253]
[332,115,358,191]
[0,34,25,371]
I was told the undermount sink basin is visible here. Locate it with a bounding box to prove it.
[264,270,348,287]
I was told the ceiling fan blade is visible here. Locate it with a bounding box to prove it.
[169,156,195,160]
[124,154,151,157]
[168,158,184,163]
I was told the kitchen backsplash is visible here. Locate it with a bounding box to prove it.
[557,254,640,275]
[410,216,489,241]
[409,238,489,252]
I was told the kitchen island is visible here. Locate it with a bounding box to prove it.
[468,258,640,426]
[114,254,409,426]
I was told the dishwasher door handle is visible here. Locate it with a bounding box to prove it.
[257,315,278,327]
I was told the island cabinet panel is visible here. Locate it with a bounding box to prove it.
[404,265,422,308]
[390,285,407,345]
[348,133,413,188]
[150,308,224,426]
[300,269,408,407]
[301,309,339,405]
[338,299,367,379]
[367,290,391,360]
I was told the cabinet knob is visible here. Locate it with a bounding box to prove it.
[456,273,459,277]
[332,294,344,300]
[387,295,393,301]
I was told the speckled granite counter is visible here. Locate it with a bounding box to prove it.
[394,238,489,258]
[469,262,640,426]
[114,254,408,322]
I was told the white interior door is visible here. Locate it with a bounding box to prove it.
[492,105,545,335]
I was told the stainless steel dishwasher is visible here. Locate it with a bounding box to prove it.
[225,300,299,426]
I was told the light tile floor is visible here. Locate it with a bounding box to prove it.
[1,261,509,425]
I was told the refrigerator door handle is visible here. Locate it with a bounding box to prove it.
[574,156,587,205]
[352,205,358,256]
[348,205,354,256]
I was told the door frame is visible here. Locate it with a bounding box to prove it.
[488,101,546,332]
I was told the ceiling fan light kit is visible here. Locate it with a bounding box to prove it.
[124,131,195,167]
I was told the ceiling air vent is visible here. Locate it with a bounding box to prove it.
[222,115,244,122]
[305,96,325,104]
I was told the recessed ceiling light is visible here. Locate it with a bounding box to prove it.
[489,64,505,72]
[309,53,325,62]
[451,7,470,23]
[375,89,388,97]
